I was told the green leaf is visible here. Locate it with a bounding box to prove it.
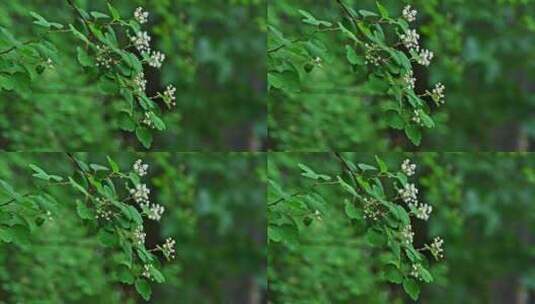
[376,2,389,18]
[90,11,110,19]
[344,200,362,220]
[385,111,405,130]
[107,3,121,20]
[147,112,166,131]
[405,126,422,146]
[358,10,379,18]
[384,266,403,283]
[420,267,434,283]
[135,279,152,301]
[403,278,420,300]
[419,111,436,128]
[298,163,331,181]
[375,156,388,173]
[90,164,109,172]
[107,156,120,173]
[29,164,63,182]
[69,24,89,44]
[76,47,92,67]
[337,176,357,197]
[358,163,377,171]
[118,113,136,131]
[149,266,166,283]
[345,45,364,65]
[68,177,89,196]
[76,200,94,220]
[117,267,134,284]
[29,11,50,28]
[136,127,153,149]
[338,22,358,43]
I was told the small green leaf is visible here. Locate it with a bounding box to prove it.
[403,278,420,300]
[135,279,152,301]
[345,45,364,65]
[375,156,388,172]
[384,266,403,283]
[76,47,92,67]
[76,200,93,220]
[107,156,119,173]
[69,24,89,44]
[358,10,379,18]
[90,11,110,19]
[107,3,121,20]
[344,200,362,220]
[385,111,405,130]
[405,125,422,146]
[117,267,134,284]
[376,2,389,18]
[337,176,357,197]
[136,127,153,149]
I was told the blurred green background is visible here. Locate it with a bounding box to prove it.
[0,152,266,303]
[268,152,535,303]
[0,0,266,151]
[268,0,535,151]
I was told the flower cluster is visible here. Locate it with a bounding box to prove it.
[134,72,147,93]
[95,45,115,69]
[417,48,434,67]
[404,71,416,90]
[95,197,113,221]
[161,237,176,260]
[133,159,149,177]
[401,159,416,176]
[409,202,432,221]
[142,112,156,129]
[131,31,151,53]
[133,225,146,247]
[163,85,177,107]
[134,7,149,24]
[147,51,165,68]
[411,263,423,281]
[363,197,382,221]
[145,203,165,221]
[401,224,414,246]
[142,264,152,280]
[400,29,420,51]
[364,43,382,66]
[412,110,423,126]
[428,236,444,260]
[431,82,446,104]
[402,5,417,23]
[130,183,150,204]
[398,183,418,204]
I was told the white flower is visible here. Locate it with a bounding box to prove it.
[412,202,432,221]
[95,45,114,68]
[142,112,156,129]
[130,183,150,204]
[401,159,416,176]
[398,183,418,204]
[412,110,422,125]
[163,85,176,107]
[133,225,146,247]
[411,263,423,280]
[146,203,164,221]
[133,159,149,177]
[364,43,382,66]
[146,50,165,68]
[142,264,152,279]
[429,236,444,260]
[363,197,381,221]
[95,197,113,221]
[432,82,446,104]
[401,225,414,246]
[134,7,149,24]
[402,5,417,23]
[417,49,434,66]
[134,72,147,93]
[131,31,151,52]
[161,237,176,259]
[400,29,420,51]
[404,71,416,90]
[45,58,54,69]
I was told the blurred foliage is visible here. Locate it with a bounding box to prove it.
[268,0,535,151]
[268,152,535,303]
[0,0,265,151]
[0,152,266,303]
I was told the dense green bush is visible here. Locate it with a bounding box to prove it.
[0,0,265,151]
[268,152,535,303]
[268,0,535,151]
[0,152,265,303]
